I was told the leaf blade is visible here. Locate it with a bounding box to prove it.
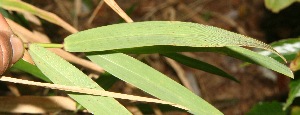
[162,53,238,82]
[87,52,223,115]
[28,44,130,114]
[0,0,77,33]
[64,21,284,61]
[225,46,293,78]
[10,59,51,82]
[101,46,294,78]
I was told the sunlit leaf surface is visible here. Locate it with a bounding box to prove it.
[87,52,222,115]
[29,44,130,115]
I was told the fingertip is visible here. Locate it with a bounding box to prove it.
[10,35,24,64]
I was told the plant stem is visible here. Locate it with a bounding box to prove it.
[24,43,64,48]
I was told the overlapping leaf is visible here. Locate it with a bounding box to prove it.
[162,53,238,82]
[63,21,293,114]
[64,21,292,78]
[64,21,284,61]
[28,44,130,115]
[115,46,293,78]
[87,52,222,115]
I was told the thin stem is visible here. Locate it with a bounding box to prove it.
[24,43,64,49]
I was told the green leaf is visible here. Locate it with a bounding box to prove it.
[258,38,300,62]
[63,21,293,78]
[10,59,51,82]
[113,46,293,78]
[264,0,300,13]
[0,0,77,33]
[95,72,120,90]
[247,101,286,115]
[284,79,300,110]
[64,21,284,61]
[225,46,293,78]
[28,44,131,114]
[162,53,238,82]
[87,52,223,115]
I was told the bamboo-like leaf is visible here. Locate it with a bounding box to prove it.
[124,46,293,78]
[162,53,238,82]
[0,0,77,33]
[87,52,222,115]
[80,45,294,78]
[225,46,293,78]
[64,21,285,62]
[64,21,292,78]
[284,79,300,110]
[264,0,300,13]
[28,44,130,114]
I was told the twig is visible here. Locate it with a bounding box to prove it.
[165,58,195,93]
[177,3,208,24]
[0,76,188,110]
[87,0,105,25]
[73,0,82,29]
[104,0,133,22]
[54,0,73,24]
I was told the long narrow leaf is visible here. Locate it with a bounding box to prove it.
[63,21,292,78]
[64,21,284,61]
[28,44,130,114]
[0,0,77,33]
[224,46,293,78]
[87,52,222,115]
[95,46,293,78]
[162,53,238,82]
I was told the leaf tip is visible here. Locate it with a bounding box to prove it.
[266,47,287,63]
[289,70,294,79]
